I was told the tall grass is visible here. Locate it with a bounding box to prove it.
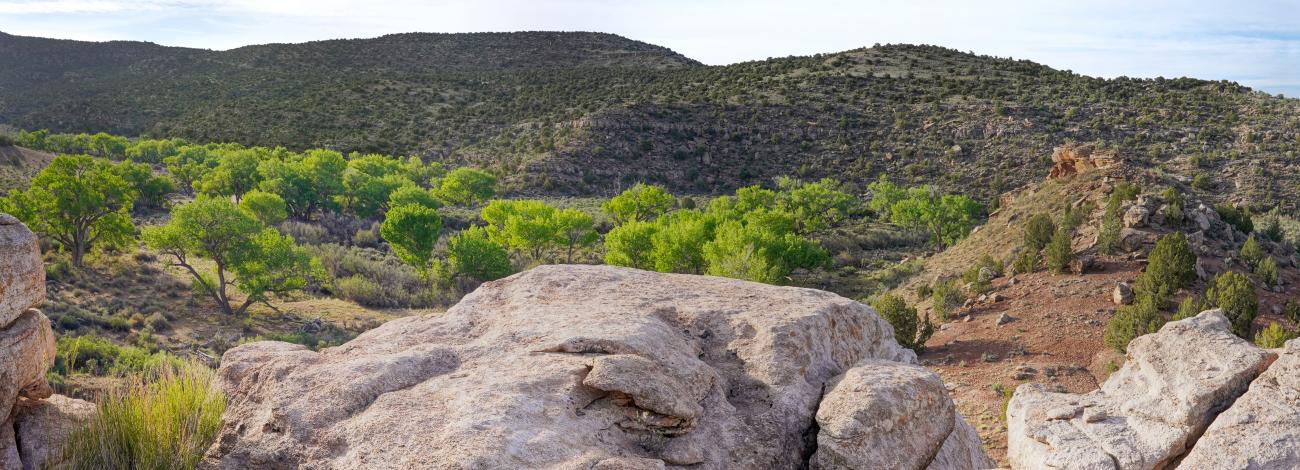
[59,362,225,470]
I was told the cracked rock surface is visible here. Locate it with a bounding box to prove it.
[1006,310,1276,469]
[204,265,992,469]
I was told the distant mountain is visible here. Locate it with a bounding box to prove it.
[2,32,1299,209]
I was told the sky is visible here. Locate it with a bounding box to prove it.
[2,0,1299,97]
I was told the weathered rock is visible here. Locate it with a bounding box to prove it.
[13,394,97,470]
[0,214,44,328]
[1,309,57,422]
[1178,339,1300,468]
[1119,228,1155,252]
[997,313,1015,326]
[1121,204,1149,228]
[811,360,993,470]
[1112,282,1133,306]
[1,418,20,470]
[1007,310,1273,470]
[1048,144,1118,179]
[206,265,920,469]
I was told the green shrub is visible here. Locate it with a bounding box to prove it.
[1174,295,1209,321]
[1239,235,1265,269]
[59,363,224,470]
[915,283,932,300]
[930,279,964,322]
[1286,299,1300,323]
[1104,295,1166,353]
[1216,204,1254,234]
[145,312,170,331]
[870,294,933,352]
[1044,228,1073,274]
[1011,249,1037,274]
[1097,196,1123,255]
[54,335,180,377]
[1254,323,1297,348]
[1191,173,1211,190]
[1059,205,1085,234]
[1023,214,1056,252]
[1161,187,1185,227]
[1134,232,1197,307]
[1256,256,1279,287]
[1206,271,1259,338]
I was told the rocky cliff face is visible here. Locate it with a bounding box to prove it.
[1007,310,1299,469]
[1,213,95,470]
[205,264,994,469]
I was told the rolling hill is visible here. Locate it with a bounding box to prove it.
[2,31,1299,209]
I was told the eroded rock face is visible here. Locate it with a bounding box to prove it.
[1048,144,1118,180]
[811,360,993,470]
[206,265,927,469]
[1,213,44,331]
[1178,339,1300,468]
[13,394,97,470]
[0,310,57,418]
[1007,310,1273,470]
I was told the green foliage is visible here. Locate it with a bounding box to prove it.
[1162,187,1185,226]
[145,196,316,315]
[930,278,964,322]
[701,209,829,284]
[1254,323,1297,349]
[867,175,907,220]
[1174,295,1209,321]
[436,167,497,206]
[650,210,713,274]
[774,176,854,234]
[1239,234,1265,269]
[1104,294,1166,353]
[238,190,288,226]
[112,160,175,209]
[1206,271,1259,338]
[53,335,182,377]
[870,294,933,352]
[1,155,137,266]
[257,149,346,219]
[604,219,657,270]
[603,183,676,224]
[889,186,982,248]
[447,226,513,282]
[1256,256,1279,287]
[1096,189,1130,255]
[1044,228,1073,274]
[1059,205,1085,234]
[553,208,597,263]
[1216,204,1254,234]
[387,185,442,211]
[481,199,561,261]
[338,154,415,218]
[59,363,224,470]
[1023,214,1056,252]
[308,243,436,308]
[1134,232,1197,307]
[1012,249,1038,274]
[1286,299,1300,324]
[380,204,443,273]
[198,148,263,201]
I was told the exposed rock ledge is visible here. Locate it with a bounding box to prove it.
[204,264,994,469]
[1007,310,1293,469]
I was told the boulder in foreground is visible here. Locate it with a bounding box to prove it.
[205,265,991,469]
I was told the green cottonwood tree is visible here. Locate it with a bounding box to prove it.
[436,168,497,206]
[380,204,443,274]
[144,196,315,316]
[553,208,597,263]
[604,219,658,270]
[447,226,512,282]
[2,155,137,267]
[603,183,675,224]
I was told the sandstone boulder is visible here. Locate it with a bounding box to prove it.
[206,265,927,469]
[1048,144,1118,179]
[1,309,57,423]
[1007,310,1273,469]
[1178,339,1300,468]
[811,360,993,469]
[12,394,97,470]
[1121,204,1149,228]
[0,214,44,328]
[1112,282,1133,306]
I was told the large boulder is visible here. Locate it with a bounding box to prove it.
[13,394,97,470]
[1,310,57,423]
[1178,339,1300,468]
[1006,310,1273,469]
[811,360,993,469]
[206,265,928,469]
[1048,144,1118,179]
[1,213,44,329]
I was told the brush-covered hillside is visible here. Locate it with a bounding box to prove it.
[3,32,1299,208]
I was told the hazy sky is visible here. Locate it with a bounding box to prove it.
[2,0,1299,96]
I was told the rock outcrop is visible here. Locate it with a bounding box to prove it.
[1178,339,1300,468]
[811,360,996,469]
[206,265,992,469]
[1,213,88,470]
[1048,144,1118,180]
[1007,310,1275,469]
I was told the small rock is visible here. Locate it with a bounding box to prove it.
[991,293,1006,302]
[1112,282,1134,306]
[996,313,1015,326]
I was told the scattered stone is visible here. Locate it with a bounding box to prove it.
[1122,204,1150,228]
[990,293,1006,302]
[1112,282,1134,306]
[996,313,1015,326]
